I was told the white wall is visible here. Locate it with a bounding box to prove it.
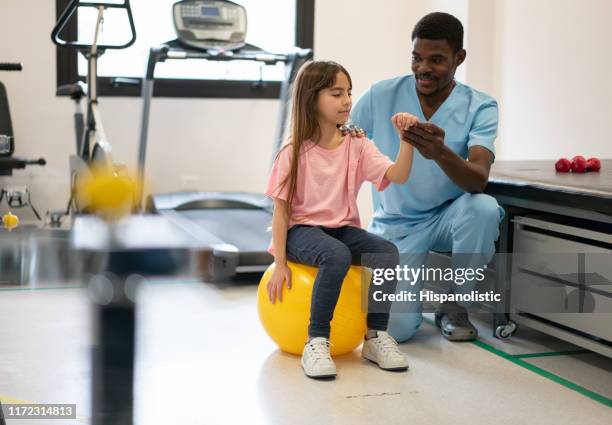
[1,0,611,225]
[489,0,612,161]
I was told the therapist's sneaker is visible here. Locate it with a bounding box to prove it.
[435,301,478,341]
[362,331,409,371]
[301,337,337,379]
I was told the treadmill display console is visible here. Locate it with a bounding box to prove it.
[173,0,247,51]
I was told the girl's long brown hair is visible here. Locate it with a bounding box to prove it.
[275,60,352,217]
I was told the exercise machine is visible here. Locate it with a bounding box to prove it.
[51,0,136,215]
[0,62,46,219]
[140,0,312,280]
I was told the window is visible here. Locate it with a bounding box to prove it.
[55,0,314,98]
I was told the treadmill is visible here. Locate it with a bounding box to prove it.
[139,0,311,280]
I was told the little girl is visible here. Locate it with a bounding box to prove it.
[265,60,418,379]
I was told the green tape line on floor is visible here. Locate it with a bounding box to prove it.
[421,316,611,408]
[510,349,589,359]
[472,339,612,408]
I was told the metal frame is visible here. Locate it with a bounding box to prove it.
[52,0,136,50]
[55,0,315,99]
[52,1,139,215]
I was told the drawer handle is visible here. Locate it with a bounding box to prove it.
[519,231,549,243]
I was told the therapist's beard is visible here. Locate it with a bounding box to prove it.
[418,78,455,98]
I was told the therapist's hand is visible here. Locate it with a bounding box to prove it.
[402,122,446,160]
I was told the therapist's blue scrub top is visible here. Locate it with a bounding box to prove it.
[350,74,499,240]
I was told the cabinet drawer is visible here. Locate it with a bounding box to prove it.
[511,216,612,341]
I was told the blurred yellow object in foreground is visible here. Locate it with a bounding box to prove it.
[2,212,19,231]
[76,167,142,220]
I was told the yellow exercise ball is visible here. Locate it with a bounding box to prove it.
[75,167,141,220]
[2,212,19,231]
[257,261,368,356]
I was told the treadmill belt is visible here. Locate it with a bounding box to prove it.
[178,208,273,266]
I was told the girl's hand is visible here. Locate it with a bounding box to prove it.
[392,113,419,133]
[267,261,292,303]
[339,123,366,138]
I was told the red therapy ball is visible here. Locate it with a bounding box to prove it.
[555,158,571,173]
[571,156,587,173]
[586,157,601,172]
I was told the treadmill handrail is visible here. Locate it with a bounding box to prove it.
[142,41,309,78]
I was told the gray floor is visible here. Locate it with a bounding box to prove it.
[468,312,612,400]
[0,280,611,425]
[524,353,612,399]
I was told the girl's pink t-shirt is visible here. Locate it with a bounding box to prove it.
[265,134,394,254]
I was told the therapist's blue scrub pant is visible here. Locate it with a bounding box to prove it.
[382,193,504,342]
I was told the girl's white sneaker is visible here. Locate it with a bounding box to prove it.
[362,331,409,371]
[301,337,337,378]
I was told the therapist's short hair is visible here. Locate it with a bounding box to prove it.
[412,12,464,53]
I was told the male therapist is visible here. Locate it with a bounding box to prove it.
[351,12,504,342]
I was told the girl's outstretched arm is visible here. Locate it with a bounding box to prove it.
[267,198,292,303]
[384,113,418,184]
